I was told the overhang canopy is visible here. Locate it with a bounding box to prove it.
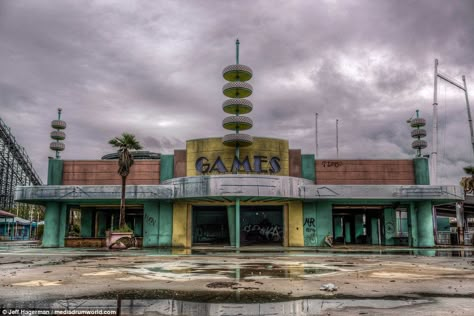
[15,175,464,204]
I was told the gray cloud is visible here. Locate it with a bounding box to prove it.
[1,0,473,185]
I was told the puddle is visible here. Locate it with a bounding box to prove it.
[3,296,434,315]
[123,261,340,281]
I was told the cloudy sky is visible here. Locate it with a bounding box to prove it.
[1,0,473,184]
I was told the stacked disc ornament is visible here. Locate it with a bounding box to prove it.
[222,39,253,148]
[50,108,66,158]
[410,110,427,157]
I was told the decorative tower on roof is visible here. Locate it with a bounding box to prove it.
[222,39,254,159]
[410,110,427,157]
[50,108,66,159]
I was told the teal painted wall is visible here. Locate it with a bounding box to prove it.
[301,154,315,182]
[158,201,173,246]
[303,201,333,247]
[417,201,435,247]
[143,201,160,247]
[227,205,236,246]
[414,158,430,185]
[316,201,333,246]
[47,159,63,185]
[160,155,174,182]
[384,208,396,246]
[143,201,173,247]
[408,202,418,247]
[43,202,60,247]
[80,208,94,237]
[303,202,317,246]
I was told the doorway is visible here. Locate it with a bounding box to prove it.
[332,206,384,245]
[240,205,284,246]
[192,206,229,245]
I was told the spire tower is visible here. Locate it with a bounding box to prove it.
[222,39,254,159]
[50,108,67,159]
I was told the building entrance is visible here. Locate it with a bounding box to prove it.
[332,206,384,245]
[240,205,283,245]
[192,206,229,245]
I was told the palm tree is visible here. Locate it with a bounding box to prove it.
[109,133,143,230]
[460,166,474,194]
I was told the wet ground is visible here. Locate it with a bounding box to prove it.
[0,241,474,315]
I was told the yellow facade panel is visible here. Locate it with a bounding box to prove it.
[172,202,189,248]
[288,201,304,247]
[186,137,289,176]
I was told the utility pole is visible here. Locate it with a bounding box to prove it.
[315,113,319,158]
[432,59,473,245]
[336,119,339,158]
[432,59,439,184]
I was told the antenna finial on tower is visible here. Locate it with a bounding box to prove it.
[235,38,240,64]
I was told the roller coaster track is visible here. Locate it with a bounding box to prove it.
[0,117,42,210]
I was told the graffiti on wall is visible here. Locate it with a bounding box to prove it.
[304,217,317,245]
[321,161,343,168]
[144,213,156,227]
[242,223,283,242]
[194,224,228,243]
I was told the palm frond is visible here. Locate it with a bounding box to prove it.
[108,133,143,150]
[463,166,474,175]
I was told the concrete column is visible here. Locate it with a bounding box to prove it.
[97,212,107,237]
[414,157,430,185]
[384,208,395,246]
[408,202,418,247]
[344,221,351,243]
[316,201,333,247]
[370,218,380,245]
[47,159,64,185]
[172,202,188,248]
[158,201,173,246]
[43,202,60,247]
[227,205,236,246]
[143,201,160,247]
[235,199,240,248]
[301,154,315,182]
[456,202,465,245]
[80,208,94,237]
[288,201,304,247]
[58,204,68,247]
[417,201,435,247]
[133,217,143,237]
[355,214,364,244]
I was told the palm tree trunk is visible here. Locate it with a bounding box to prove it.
[120,175,126,229]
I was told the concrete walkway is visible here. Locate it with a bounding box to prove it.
[0,242,473,315]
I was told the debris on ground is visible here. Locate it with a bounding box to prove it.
[320,283,338,292]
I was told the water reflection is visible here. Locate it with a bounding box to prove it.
[4,297,433,315]
[126,261,339,281]
[189,248,474,257]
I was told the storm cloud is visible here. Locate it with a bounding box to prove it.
[1,0,473,184]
